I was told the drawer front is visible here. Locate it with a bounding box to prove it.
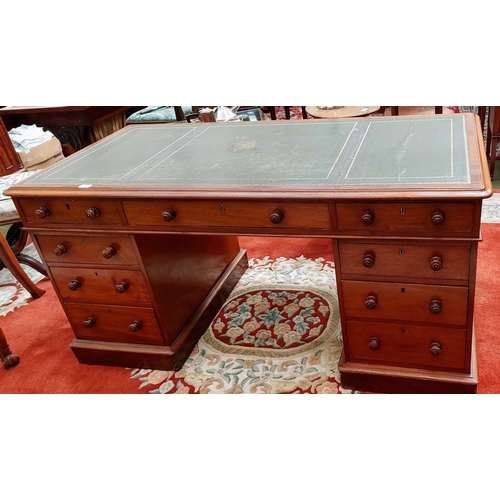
[342,280,468,326]
[19,198,126,225]
[36,234,138,266]
[346,320,466,371]
[338,242,471,281]
[51,267,151,304]
[123,200,332,229]
[336,202,474,233]
[65,303,164,345]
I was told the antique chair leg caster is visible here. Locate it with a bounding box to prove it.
[0,327,20,369]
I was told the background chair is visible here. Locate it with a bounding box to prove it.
[390,106,443,115]
[262,107,308,120]
[0,117,22,176]
[484,106,500,178]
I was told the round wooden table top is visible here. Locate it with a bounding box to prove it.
[305,106,381,119]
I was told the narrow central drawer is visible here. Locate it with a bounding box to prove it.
[342,280,468,326]
[123,200,332,229]
[51,267,151,305]
[36,234,138,266]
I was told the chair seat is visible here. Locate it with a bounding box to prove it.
[0,198,19,224]
[1,169,48,284]
[0,170,37,223]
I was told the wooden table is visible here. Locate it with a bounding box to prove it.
[6,114,491,393]
[305,106,380,119]
[0,106,130,154]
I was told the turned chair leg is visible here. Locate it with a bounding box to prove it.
[0,231,45,298]
[0,327,20,369]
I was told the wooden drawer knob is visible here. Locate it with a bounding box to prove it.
[430,255,443,271]
[369,337,381,350]
[115,281,129,293]
[129,320,142,332]
[361,210,374,225]
[85,207,101,219]
[270,210,284,224]
[83,317,96,328]
[431,211,445,226]
[430,341,442,356]
[162,209,177,222]
[365,294,378,309]
[362,252,375,268]
[35,206,50,219]
[429,299,442,314]
[52,244,67,257]
[102,246,116,259]
[68,279,82,291]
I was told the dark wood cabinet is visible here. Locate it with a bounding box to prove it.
[0,117,22,176]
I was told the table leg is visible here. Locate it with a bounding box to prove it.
[0,327,20,369]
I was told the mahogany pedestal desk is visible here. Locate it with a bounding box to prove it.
[6,114,491,393]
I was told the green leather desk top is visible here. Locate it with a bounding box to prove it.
[14,113,490,199]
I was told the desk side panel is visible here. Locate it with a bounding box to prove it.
[134,233,242,345]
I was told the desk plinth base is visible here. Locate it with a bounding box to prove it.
[69,249,248,371]
[339,331,478,394]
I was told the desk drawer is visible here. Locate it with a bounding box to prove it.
[346,320,466,371]
[65,303,164,345]
[342,280,468,326]
[51,267,151,305]
[36,234,139,266]
[338,242,471,281]
[19,198,126,225]
[123,200,332,229]
[336,202,475,233]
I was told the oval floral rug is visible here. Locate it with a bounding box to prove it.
[129,256,358,394]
